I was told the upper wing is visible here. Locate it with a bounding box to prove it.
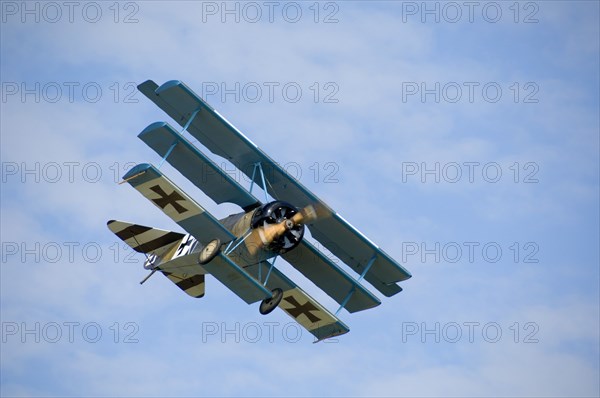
[138,79,411,297]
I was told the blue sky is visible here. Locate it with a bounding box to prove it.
[1,1,598,396]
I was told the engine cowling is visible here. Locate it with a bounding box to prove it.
[250,201,305,254]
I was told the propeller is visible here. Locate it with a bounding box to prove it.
[245,203,327,256]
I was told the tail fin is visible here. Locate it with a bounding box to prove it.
[107,220,205,298]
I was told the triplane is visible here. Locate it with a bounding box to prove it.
[108,80,411,341]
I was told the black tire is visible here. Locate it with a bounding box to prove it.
[259,288,284,315]
[198,239,221,265]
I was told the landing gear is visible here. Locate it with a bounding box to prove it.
[259,288,283,315]
[199,239,221,265]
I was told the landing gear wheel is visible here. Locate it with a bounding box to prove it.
[259,288,283,315]
[198,239,221,265]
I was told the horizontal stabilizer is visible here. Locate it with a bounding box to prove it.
[162,271,205,298]
[107,220,184,255]
[107,220,205,298]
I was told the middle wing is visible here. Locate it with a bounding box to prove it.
[138,121,260,212]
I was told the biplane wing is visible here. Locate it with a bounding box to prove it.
[246,262,349,341]
[282,240,381,313]
[138,121,260,212]
[120,163,349,340]
[138,80,412,297]
[136,118,384,313]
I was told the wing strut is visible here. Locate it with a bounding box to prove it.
[258,256,277,286]
[157,141,177,169]
[249,162,271,203]
[181,108,201,134]
[223,229,253,255]
[158,107,200,169]
[335,254,376,315]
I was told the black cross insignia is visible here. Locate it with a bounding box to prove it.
[149,185,188,214]
[283,296,321,323]
[175,234,197,258]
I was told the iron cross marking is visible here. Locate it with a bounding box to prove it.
[174,234,197,258]
[283,296,321,323]
[149,185,188,214]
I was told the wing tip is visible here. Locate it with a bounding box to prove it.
[313,327,350,343]
[139,121,169,137]
[156,80,184,94]
[122,163,152,180]
[106,219,122,232]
